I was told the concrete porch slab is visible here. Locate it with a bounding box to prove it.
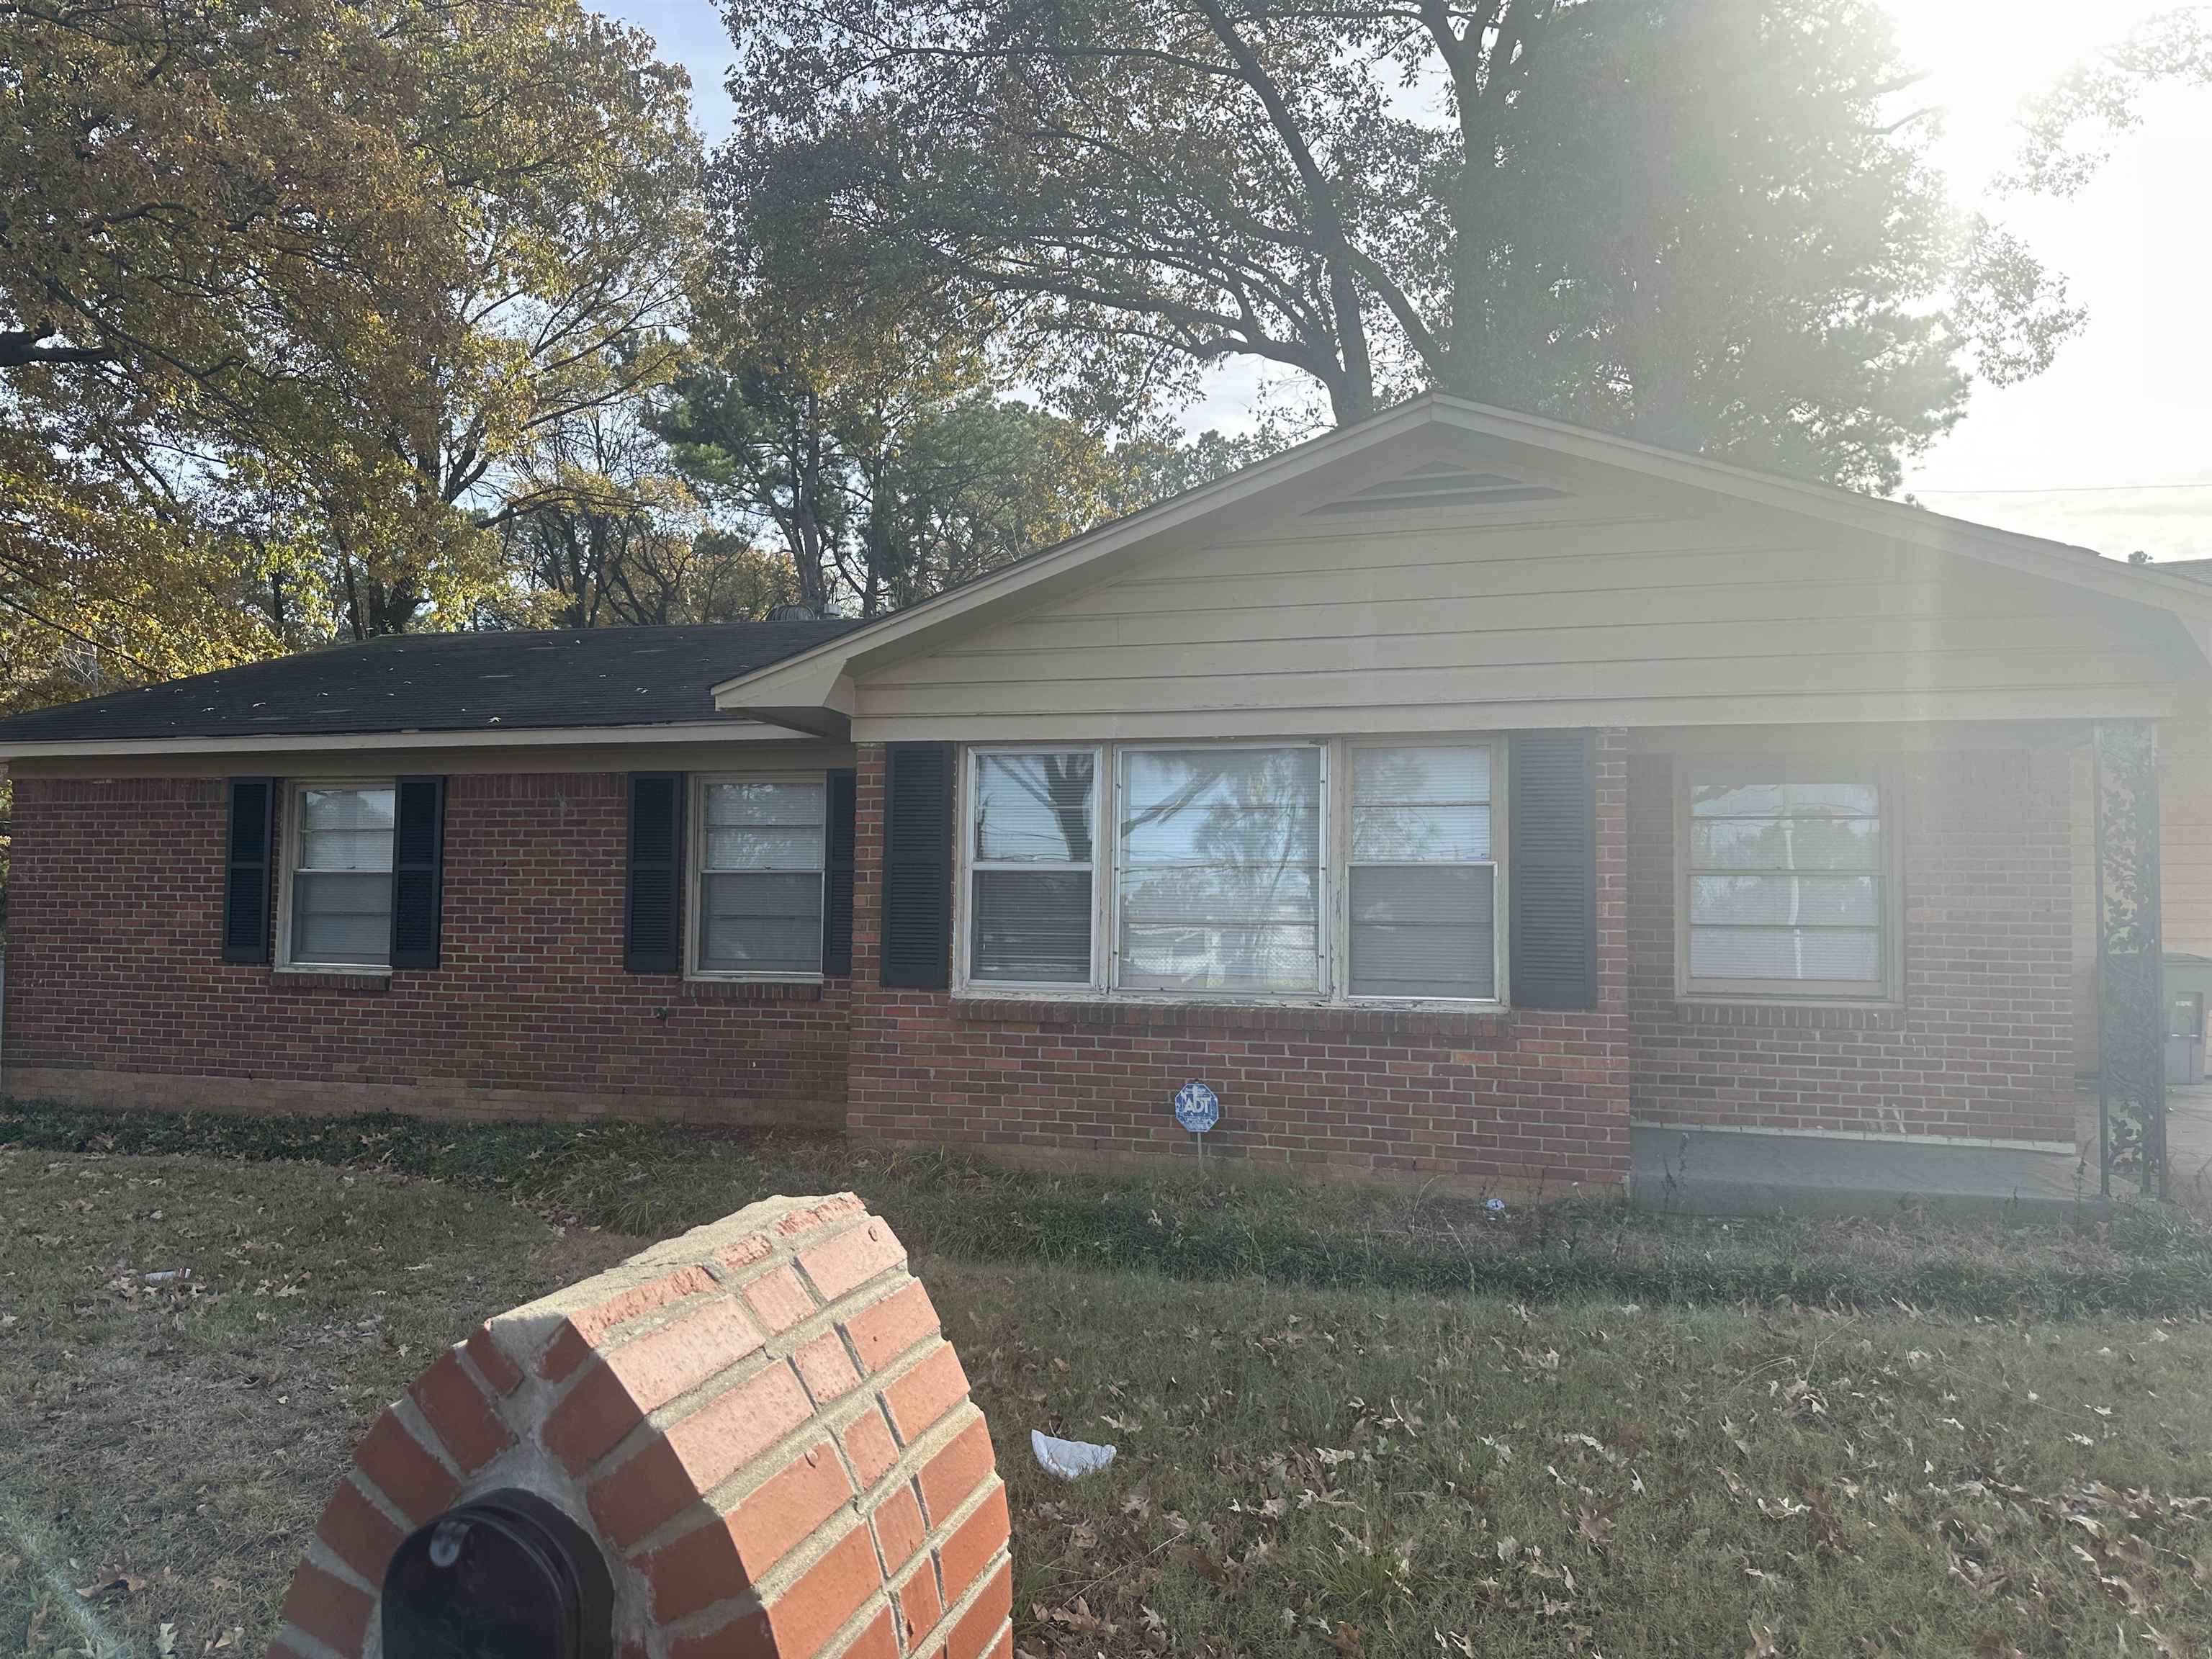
[1632,1125,2096,1219]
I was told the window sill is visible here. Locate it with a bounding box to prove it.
[269,968,390,994]
[684,978,835,1005]
[952,993,1515,1041]
[1668,998,1904,1031]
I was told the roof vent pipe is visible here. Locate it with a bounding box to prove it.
[765,602,818,621]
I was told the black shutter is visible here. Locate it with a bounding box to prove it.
[389,776,446,971]
[1509,729,1598,1010]
[221,778,276,964]
[822,768,858,976]
[626,773,685,974]
[881,743,955,989]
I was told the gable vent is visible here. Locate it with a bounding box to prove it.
[1307,463,1568,517]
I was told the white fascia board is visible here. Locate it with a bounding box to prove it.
[0,719,796,762]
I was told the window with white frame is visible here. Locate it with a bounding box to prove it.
[1679,772,1895,1000]
[959,739,1511,1004]
[968,750,1096,984]
[1349,745,1497,999]
[286,783,395,968]
[694,777,825,976]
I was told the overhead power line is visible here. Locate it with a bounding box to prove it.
[1913,482,2212,496]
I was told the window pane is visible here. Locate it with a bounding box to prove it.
[300,786,395,834]
[1352,803,1492,862]
[705,781,824,827]
[702,781,823,872]
[700,871,822,973]
[705,827,824,871]
[1689,873,1880,927]
[1351,745,1491,806]
[1689,926,1881,981]
[294,870,390,965]
[1691,782,1878,819]
[1120,749,1320,867]
[1119,867,1321,993]
[975,752,1093,863]
[1686,773,1887,990]
[1120,921,1321,993]
[1119,863,1322,925]
[971,870,1091,983]
[1688,817,1881,872]
[1118,747,1322,994]
[297,787,394,871]
[1351,866,1494,998]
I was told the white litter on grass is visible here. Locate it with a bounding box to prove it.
[1032,1429,1117,1480]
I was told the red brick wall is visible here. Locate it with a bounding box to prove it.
[1627,747,2077,1144]
[842,735,1635,1191]
[4,738,2078,1160]
[3,773,847,1121]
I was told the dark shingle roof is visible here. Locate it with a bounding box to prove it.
[0,621,861,745]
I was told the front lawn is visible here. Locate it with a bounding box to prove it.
[1,1103,2210,1658]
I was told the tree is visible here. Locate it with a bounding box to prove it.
[0,0,703,711]
[2007,8,2212,196]
[658,244,1127,615]
[488,403,799,626]
[658,302,1267,618]
[720,0,2082,491]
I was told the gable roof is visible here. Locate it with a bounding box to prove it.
[0,619,858,753]
[708,392,2212,726]
[7,395,2208,760]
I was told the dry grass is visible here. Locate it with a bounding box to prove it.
[0,1144,633,1657]
[2,1128,2211,1658]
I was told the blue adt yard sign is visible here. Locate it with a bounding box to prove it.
[1173,1080,1221,1135]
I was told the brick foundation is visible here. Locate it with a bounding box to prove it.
[3,774,847,1125]
[277,1194,1010,1659]
[841,736,1635,1193]
[1627,747,2077,1146]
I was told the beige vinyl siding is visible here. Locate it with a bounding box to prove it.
[851,497,2183,741]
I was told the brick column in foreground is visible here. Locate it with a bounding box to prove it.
[275,1194,1010,1659]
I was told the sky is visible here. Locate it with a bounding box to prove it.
[606,0,2212,563]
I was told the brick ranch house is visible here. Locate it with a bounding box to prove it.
[5,395,2210,1202]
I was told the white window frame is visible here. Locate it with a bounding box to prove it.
[1673,759,1903,1005]
[685,770,830,984]
[953,736,1508,1010]
[961,745,1107,992]
[275,777,395,974]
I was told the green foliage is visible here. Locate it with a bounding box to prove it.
[0,0,704,711]
[719,0,2087,490]
[658,266,1266,614]
[478,405,802,627]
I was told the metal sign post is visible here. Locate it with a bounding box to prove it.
[1173,1080,1221,1165]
